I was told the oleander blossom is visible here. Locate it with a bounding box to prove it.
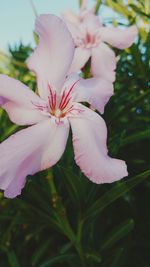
[63,4,138,82]
[62,0,96,25]
[0,14,128,198]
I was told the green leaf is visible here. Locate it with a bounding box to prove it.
[3,124,19,139]
[101,219,134,250]
[7,251,20,267]
[57,166,82,207]
[95,0,102,14]
[85,252,102,263]
[79,0,83,7]
[33,31,39,45]
[111,248,125,267]
[59,242,73,254]
[105,0,135,19]
[39,254,75,267]
[121,129,150,146]
[111,90,150,121]
[85,170,150,220]
[129,4,150,18]
[31,240,52,266]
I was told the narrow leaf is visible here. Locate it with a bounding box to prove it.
[101,219,134,250]
[39,254,75,267]
[85,169,150,220]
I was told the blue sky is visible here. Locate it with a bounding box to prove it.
[0,0,116,51]
[0,0,79,51]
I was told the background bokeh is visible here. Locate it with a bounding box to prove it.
[0,0,149,266]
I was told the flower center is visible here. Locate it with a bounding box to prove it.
[54,108,63,118]
[76,31,101,49]
[48,80,79,119]
[32,80,83,123]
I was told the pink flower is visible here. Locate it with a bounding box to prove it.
[62,0,95,25]
[0,14,128,198]
[64,12,138,82]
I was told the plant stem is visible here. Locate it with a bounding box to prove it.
[47,170,87,267]
[79,0,83,8]
[29,0,38,17]
[95,0,102,14]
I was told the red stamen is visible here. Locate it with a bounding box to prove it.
[48,85,53,108]
[59,89,66,109]
[48,96,53,110]
[53,91,57,108]
[48,84,56,111]
[63,104,74,115]
[60,79,80,110]
[61,97,72,110]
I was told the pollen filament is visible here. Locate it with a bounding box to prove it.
[47,80,80,118]
[32,79,83,120]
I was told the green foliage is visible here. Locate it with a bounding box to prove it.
[0,1,150,266]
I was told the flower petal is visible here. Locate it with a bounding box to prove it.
[0,119,69,198]
[91,43,117,82]
[69,104,128,184]
[27,14,75,99]
[69,47,91,74]
[62,10,79,25]
[63,74,113,113]
[101,25,138,49]
[64,20,84,47]
[82,13,102,33]
[0,74,46,125]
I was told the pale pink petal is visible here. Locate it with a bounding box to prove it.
[69,104,128,184]
[81,13,101,33]
[91,43,117,82]
[101,25,138,49]
[27,14,75,99]
[0,119,69,198]
[63,74,113,113]
[64,20,82,45]
[0,74,46,125]
[69,47,91,74]
[63,1,96,25]
[62,10,79,24]
[87,3,97,16]
[80,3,97,21]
